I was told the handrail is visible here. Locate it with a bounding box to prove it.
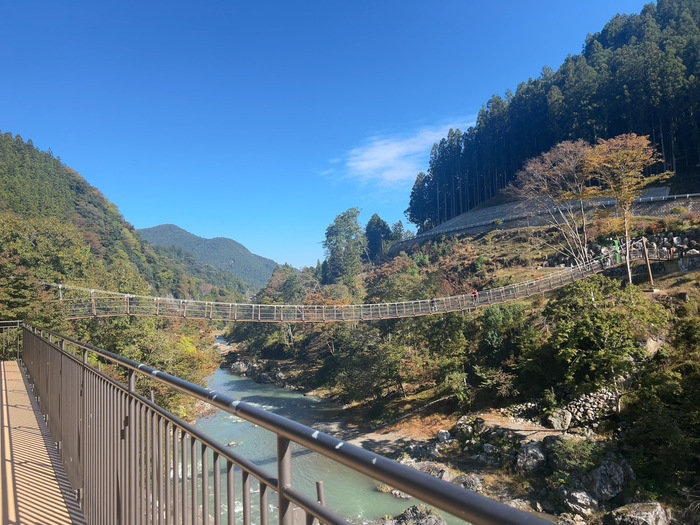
[44,247,681,322]
[0,320,22,360]
[21,324,549,524]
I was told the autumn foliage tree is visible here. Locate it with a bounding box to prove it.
[512,139,594,266]
[585,133,672,282]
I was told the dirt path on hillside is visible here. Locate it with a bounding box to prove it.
[343,409,568,458]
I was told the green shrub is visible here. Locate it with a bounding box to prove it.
[471,254,488,272]
[547,438,605,487]
[671,205,688,215]
[540,388,558,415]
[411,252,430,267]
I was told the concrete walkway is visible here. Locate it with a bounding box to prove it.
[0,360,86,525]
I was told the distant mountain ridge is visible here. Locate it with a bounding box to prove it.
[138,224,278,290]
[0,131,246,303]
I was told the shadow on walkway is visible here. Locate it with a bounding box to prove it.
[0,360,86,525]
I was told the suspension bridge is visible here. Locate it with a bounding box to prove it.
[46,247,680,323]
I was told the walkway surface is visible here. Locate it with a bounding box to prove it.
[0,360,86,525]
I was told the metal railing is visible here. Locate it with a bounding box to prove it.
[45,248,674,323]
[0,320,22,360]
[20,325,549,525]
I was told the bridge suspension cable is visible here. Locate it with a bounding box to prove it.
[44,248,677,322]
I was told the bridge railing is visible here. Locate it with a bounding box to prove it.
[20,325,548,525]
[45,247,673,322]
[0,320,21,360]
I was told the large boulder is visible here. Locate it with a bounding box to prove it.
[378,505,447,525]
[603,503,668,525]
[547,408,573,430]
[586,459,629,501]
[398,458,454,482]
[559,487,598,518]
[229,360,249,374]
[516,441,546,472]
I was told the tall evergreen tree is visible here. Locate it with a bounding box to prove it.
[365,213,392,262]
[322,208,366,288]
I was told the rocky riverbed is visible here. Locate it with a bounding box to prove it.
[216,336,680,524]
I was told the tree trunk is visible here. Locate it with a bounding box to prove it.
[624,208,633,284]
[659,115,668,170]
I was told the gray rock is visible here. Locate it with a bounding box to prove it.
[391,489,412,500]
[451,416,474,441]
[547,408,573,430]
[559,487,598,518]
[516,441,545,472]
[557,513,587,524]
[452,473,483,492]
[469,454,500,467]
[482,443,498,455]
[399,459,454,482]
[505,499,531,512]
[404,442,439,460]
[604,502,668,525]
[229,360,249,374]
[587,459,627,501]
[437,429,450,443]
[378,505,447,525]
[257,373,275,384]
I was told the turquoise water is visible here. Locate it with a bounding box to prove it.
[195,367,466,524]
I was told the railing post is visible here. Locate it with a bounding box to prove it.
[128,370,136,525]
[316,480,326,506]
[277,436,292,525]
[79,347,88,508]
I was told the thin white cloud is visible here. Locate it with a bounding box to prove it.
[344,120,469,186]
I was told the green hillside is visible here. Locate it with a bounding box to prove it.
[0,131,241,417]
[139,224,278,291]
[0,131,246,302]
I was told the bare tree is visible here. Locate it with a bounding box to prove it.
[511,140,595,266]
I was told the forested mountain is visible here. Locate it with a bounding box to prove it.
[0,131,246,416]
[406,0,700,231]
[0,131,246,301]
[139,224,278,291]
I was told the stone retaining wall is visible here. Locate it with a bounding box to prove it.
[391,194,700,253]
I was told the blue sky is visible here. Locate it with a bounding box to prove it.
[0,0,649,268]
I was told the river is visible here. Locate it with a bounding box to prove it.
[195,367,466,524]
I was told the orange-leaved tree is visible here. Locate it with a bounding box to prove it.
[585,134,672,283]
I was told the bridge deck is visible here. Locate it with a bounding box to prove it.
[0,361,86,525]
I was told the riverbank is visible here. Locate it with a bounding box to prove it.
[214,337,556,519]
[214,334,684,524]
